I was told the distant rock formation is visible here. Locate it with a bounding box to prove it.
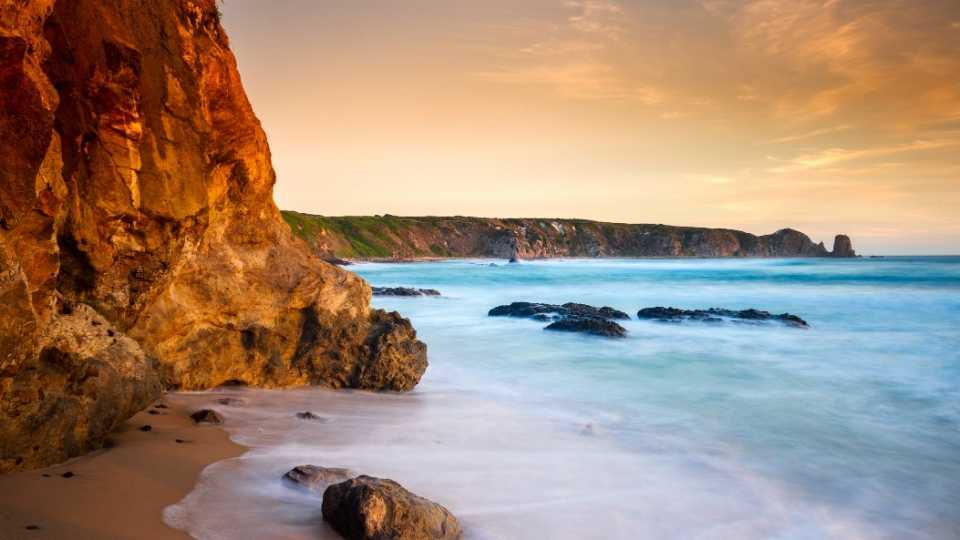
[831,235,856,258]
[283,213,857,260]
[1,0,426,473]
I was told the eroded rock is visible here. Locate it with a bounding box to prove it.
[322,475,462,540]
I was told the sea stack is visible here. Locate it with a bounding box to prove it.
[0,0,426,473]
[831,235,857,257]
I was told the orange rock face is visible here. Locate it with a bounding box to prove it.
[0,0,426,473]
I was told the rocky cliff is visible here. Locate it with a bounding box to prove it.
[0,0,426,473]
[283,213,855,260]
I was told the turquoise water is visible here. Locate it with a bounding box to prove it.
[167,257,960,539]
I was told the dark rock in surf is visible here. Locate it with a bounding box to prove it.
[545,317,627,338]
[488,302,629,321]
[190,409,223,424]
[636,307,808,327]
[372,287,441,297]
[490,301,631,338]
[322,475,462,540]
[295,411,327,422]
[283,465,355,494]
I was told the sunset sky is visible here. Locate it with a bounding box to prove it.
[222,0,960,254]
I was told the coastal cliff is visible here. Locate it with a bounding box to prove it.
[0,0,425,473]
[283,213,856,260]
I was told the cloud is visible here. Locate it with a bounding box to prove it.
[729,0,960,125]
[685,174,735,184]
[767,124,852,144]
[475,63,664,103]
[473,0,667,103]
[766,139,960,173]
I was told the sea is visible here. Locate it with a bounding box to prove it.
[164,257,960,539]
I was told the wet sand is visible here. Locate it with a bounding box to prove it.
[0,396,243,540]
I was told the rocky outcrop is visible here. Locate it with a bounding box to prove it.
[636,307,809,327]
[1,0,426,473]
[489,302,629,337]
[284,212,856,260]
[831,235,856,258]
[372,287,441,297]
[322,475,462,540]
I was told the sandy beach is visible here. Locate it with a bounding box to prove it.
[0,396,243,540]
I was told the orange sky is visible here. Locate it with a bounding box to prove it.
[222,0,960,254]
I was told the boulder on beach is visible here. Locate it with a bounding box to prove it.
[322,475,462,540]
[372,287,442,297]
[283,465,355,494]
[636,307,808,327]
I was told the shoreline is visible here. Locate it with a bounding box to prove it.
[342,254,869,264]
[0,395,243,540]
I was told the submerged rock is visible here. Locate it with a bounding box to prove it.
[488,302,629,321]
[490,301,630,338]
[190,409,223,424]
[372,287,441,297]
[283,465,354,494]
[295,411,326,422]
[545,317,627,338]
[322,475,462,540]
[636,307,808,327]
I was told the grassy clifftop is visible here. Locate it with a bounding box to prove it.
[281,211,843,260]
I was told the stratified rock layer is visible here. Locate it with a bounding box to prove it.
[284,212,857,260]
[0,0,426,473]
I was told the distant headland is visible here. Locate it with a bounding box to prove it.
[282,212,857,262]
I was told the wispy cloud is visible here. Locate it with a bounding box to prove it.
[473,1,669,103]
[767,125,853,144]
[767,139,960,173]
[685,173,735,184]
